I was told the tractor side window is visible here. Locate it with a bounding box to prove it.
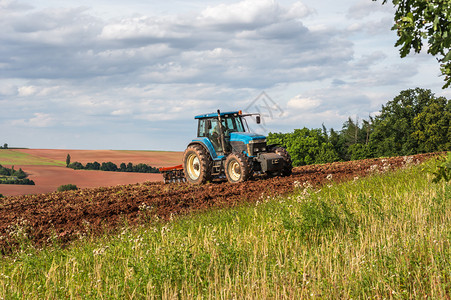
[198,119,206,137]
[209,119,220,136]
[207,119,223,152]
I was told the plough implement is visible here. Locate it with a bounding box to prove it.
[159,165,186,184]
[159,109,292,185]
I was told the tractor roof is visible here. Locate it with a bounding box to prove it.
[194,111,241,119]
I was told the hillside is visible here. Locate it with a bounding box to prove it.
[0,152,438,253]
[0,152,448,298]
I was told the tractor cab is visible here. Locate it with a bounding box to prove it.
[195,111,264,157]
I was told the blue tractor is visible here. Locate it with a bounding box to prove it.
[161,110,292,184]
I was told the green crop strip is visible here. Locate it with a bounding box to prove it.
[0,150,65,166]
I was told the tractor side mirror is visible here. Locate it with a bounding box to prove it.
[256,115,261,124]
[206,119,212,129]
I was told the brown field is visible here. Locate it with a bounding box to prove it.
[0,149,183,196]
[14,149,182,167]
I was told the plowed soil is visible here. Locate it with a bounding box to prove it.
[0,149,183,196]
[0,153,438,253]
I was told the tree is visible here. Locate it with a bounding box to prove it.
[268,128,341,166]
[66,154,71,167]
[0,166,10,176]
[100,162,117,172]
[68,162,84,170]
[347,143,373,160]
[375,0,451,88]
[369,88,449,156]
[14,168,27,179]
[411,96,451,152]
[3,143,7,149]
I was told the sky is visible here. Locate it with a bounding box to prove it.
[1,0,450,151]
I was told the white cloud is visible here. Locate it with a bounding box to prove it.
[284,2,314,19]
[287,95,321,110]
[12,112,54,127]
[100,15,187,40]
[18,85,37,96]
[199,0,281,27]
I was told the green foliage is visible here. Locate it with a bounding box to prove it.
[0,178,35,185]
[267,128,341,166]
[14,168,26,179]
[315,142,342,163]
[0,165,9,176]
[376,0,451,88]
[68,162,84,170]
[57,184,78,192]
[0,194,3,198]
[412,97,451,152]
[369,88,449,156]
[67,161,159,173]
[85,161,100,170]
[100,162,117,172]
[0,165,33,185]
[347,143,373,160]
[429,152,451,183]
[65,154,71,167]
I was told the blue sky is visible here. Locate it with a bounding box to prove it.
[1,0,450,150]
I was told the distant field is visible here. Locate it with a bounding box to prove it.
[12,149,182,167]
[0,149,183,196]
[0,149,65,166]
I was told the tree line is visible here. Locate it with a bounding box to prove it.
[0,165,35,185]
[268,88,450,166]
[67,161,160,173]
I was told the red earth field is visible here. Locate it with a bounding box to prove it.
[0,149,183,196]
[14,149,182,167]
[0,153,439,253]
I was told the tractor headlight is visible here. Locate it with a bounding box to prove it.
[247,139,267,156]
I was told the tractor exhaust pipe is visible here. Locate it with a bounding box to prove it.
[217,109,228,154]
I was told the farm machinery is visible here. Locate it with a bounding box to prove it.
[159,110,292,184]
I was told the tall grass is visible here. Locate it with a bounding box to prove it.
[0,160,449,299]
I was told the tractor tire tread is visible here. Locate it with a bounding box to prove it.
[183,144,213,184]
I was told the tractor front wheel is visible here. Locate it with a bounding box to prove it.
[183,144,212,184]
[225,153,251,183]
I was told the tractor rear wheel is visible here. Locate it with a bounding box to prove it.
[183,144,212,184]
[273,147,293,176]
[225,152,252,183]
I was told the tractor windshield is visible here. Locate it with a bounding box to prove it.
[222,116,245,135]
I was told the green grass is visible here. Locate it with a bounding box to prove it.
[0,150,65,166]
[0,160,449,299]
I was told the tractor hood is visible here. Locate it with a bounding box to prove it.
[229,132,266,144]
